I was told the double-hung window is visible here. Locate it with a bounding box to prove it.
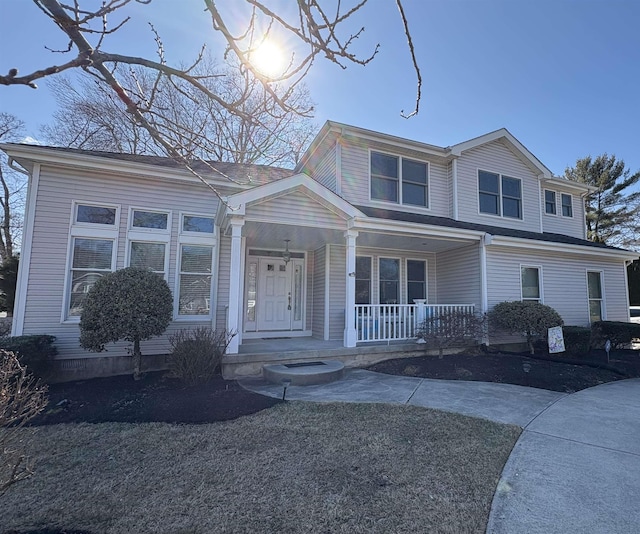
[127,209,170,279]
[407,259,426,303]
[177,214,216,318]
[66,203,119,319]
[561,194,573,217]
[355,256,372,305]
[545,190,557,215]
[379,258,400,305]
[371,151,428,207]
[587,271,604,323]
[478,170,522,219]
[521,266,541,302]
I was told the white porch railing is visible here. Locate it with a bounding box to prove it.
[355,303,476,343]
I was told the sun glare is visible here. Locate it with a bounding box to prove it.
[250,40,287,79]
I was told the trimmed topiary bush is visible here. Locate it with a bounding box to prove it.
[0,335,57,380]
[489,301,563,354]
[591,321,640,350]
[79,267,173,380]
[167,327,235,386]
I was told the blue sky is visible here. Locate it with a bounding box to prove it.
[1,0,640,177]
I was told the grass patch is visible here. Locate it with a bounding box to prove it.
[2,402,520,534]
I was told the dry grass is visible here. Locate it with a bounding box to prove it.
[1,402,520,534]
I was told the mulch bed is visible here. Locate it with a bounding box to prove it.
[31,372,281,426]
[369,349,640,393]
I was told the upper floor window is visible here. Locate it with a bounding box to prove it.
[370,151,428,207]
[76,204,117,225]
[544,190,556,215]
[561,194,573,217]
[478,170,522,219]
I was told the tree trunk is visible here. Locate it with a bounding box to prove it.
[133,338,142,380]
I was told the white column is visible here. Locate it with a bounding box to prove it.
[344,229,358,347]
[227,218,245,354]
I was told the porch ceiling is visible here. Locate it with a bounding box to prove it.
[356,231,475,253]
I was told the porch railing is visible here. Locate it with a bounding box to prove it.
[355,303,475,343]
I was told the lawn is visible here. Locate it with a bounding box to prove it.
[1,402,520,534]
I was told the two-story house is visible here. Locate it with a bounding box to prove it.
[2,121,636,378]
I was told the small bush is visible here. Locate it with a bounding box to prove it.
[168,328,235,386]
[489,301,563,354]
[591,321,640,350]
[562,326,591,357]
[417,310,486,358]
[0,350,48,495]
[0,335,57,379]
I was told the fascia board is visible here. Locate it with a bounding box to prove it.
[0,143,244,190]
[352,217,485,241]
[490,235,638,260]
[541,177,598,194]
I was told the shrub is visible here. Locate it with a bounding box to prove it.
[0,335,57,379]
[591,321,640,350]
[489,301,563,354]
[562,326,591,357]
[417,310,486,358]
[0,350,48,495]
[168,328,235,386]
[80,268,173,380]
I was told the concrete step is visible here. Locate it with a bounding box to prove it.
[262,360,345,386]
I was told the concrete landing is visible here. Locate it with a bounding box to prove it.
[262,360,345,386]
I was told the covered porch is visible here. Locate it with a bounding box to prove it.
[217,174,488,359]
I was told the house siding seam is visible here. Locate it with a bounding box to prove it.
[456,139,541,231]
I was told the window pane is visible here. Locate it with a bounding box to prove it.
[407,260,426,282]
[545,190,556,214]
[589,300,602,323]
[502,176,521,198]
[380,281,399,304]
[402,159,427,184]
[355,280,371,305]
[183,215,214,233]
[588,272,602,299]
[479,192,499,215]
[403,182,427,206]
[503,197,522,218]
[72,238,113,269]
[76,205,116,225]
[371,152,398,178]
[371,177,398,202]
[133,210,168,230]
[522,267,540,299]
[356,256,371,279]
[562,194,573,217]
[181,245,213,273]
[408,281,425,303]
[379,258,400,281]
[69,271,106,316]
[246,262,257,321]
[178,274,212,315]
[130,242,165,272]
[479,171,499,193]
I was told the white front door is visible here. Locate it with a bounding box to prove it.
[257,258,291,330]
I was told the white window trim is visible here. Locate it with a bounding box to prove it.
[406,257,428,304]
[368,149,430,210]
[544,189,558,216]
[128,206,172,233]
[520,264,544,303]
[561,193,574,218]
[586,269,606,323]
[63,202,120,322]
[378,256,402,304]
[179,211,216,236]
[125,207,171,281]
[174,224,217,321]
[477,169,523,220]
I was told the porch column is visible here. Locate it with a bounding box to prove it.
[227,217,245,354]
[344,229,359,347]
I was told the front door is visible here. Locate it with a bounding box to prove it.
[257,258,292,331]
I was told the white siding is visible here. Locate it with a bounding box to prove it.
[306,249,314,331]
[436,244,481,307]
[249,191,346,229]
[312,246,326,338]
[541,187,586,238]
[23,165,221,359]
[457,139,541,232]
[486,246,629,326]
[215,235,231,333]
[311,147,337,192]
[328,245,346,340]
[339,136,450,217]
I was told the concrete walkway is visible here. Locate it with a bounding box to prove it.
[241,370,640,533]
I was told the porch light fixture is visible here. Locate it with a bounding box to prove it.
[282,239,291,265]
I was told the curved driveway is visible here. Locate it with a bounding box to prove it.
[241,371,640,533]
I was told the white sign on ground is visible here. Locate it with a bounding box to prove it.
[548,326,565,354]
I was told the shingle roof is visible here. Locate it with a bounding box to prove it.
[355,205,626,252]
[4,144,294,185]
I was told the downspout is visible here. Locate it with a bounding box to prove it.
[452,159,459,220]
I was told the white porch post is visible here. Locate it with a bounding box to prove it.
[344,229,358,347]
[227,218,245,354]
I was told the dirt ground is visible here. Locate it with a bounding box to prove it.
[369,349,640,393]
